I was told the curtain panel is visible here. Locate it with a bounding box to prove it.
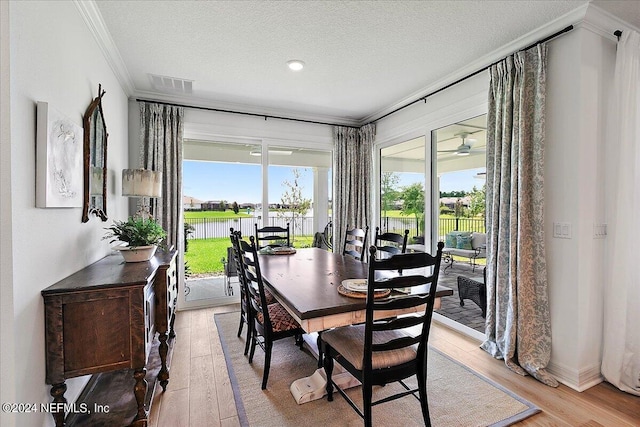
[481,44,558,387]
[139,102,184,253]
[333,123,375,253]
[602,30,640,396]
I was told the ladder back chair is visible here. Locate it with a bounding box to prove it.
[322,242,445,427]
[254,223,290,249]
[373,227,409,259]
[342,225,369,262]
[238,235,304,389]
[229,229,253,356]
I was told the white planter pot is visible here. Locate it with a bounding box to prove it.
[114,244,158,262]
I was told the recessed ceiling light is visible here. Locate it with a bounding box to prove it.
[287,60,305,71]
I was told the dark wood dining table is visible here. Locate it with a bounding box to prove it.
[258,247,453,333]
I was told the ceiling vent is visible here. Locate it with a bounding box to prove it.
[149,74,193,94]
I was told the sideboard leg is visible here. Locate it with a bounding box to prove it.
[50,382,67,427]
[131,368,148,426]
[158,332,169,391]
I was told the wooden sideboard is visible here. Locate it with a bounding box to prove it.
[41,249,178,427]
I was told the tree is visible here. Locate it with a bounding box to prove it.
[232,201,239,214]
[279,168,312,242]
[381,171,400,219]
[468,185,486,218]
[400,183,425,236]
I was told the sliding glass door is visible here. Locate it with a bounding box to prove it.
[181,139,332,309]
[432,114,487,338]
[379,136,426,248]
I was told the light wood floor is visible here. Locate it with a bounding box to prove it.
[149,305,640,427]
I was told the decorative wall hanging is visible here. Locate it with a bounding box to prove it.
[36,102,83,208]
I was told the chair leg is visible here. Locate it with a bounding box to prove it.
[316,332,323,369]
[248,330,257,363]
[417,364,431,427]
[363,380,373,427]
[237,311,244,337]
[261,342,272,390]
[243,319,252,356]
[323,346,334,401]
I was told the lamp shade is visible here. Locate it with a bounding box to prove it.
[122,169,162,198]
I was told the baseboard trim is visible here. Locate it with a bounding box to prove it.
[547,360,603,392]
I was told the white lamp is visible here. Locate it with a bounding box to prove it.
[122,169,162,217]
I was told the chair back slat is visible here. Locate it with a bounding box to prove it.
[373,294,430,311]
[373,274,434,290]
[255,223,290,249]
[374,227,409,259]
[372,315,424,331]
[372,335,420,352]
[342,225,369,262]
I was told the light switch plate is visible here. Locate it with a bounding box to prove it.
[553,222,572,239]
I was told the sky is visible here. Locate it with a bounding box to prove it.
[183,160,484,203]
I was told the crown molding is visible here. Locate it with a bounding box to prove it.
[74,0,135,96]
[580,3,640,41]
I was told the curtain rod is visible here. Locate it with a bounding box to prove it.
[614,30,622,40]
[134,98,359,129]
[368,24,575,125]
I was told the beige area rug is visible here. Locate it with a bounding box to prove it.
[214,312,539,427]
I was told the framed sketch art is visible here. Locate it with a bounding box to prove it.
[36,102,83,208]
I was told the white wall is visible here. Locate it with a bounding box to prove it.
[545,25,616,390]
[1,2,16,427]
[5,2,130,426]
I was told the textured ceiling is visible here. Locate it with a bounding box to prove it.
[93,0,640,125]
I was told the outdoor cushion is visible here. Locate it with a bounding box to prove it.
[445,231,471,248]
[456,234,473,250]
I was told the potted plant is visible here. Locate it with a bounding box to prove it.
[104,216,167,262]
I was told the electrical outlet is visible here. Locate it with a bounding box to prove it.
[593,223,607,239]
[553,222,572,239]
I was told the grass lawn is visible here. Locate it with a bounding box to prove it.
[185,235,316,276]
[185,210,252,219]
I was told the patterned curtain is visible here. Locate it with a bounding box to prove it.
[139,102,184,252]
[333,123,375,253]
[481,44,558,387]
[602,30,640,396]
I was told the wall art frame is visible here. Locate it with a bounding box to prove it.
[36,101,83,208]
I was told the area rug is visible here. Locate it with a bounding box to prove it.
[214,312,540,427]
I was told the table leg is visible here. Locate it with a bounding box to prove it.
[130,368,148,427]
[158,332,169,391]
[50,382,67,427]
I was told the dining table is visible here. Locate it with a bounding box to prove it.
[257,247,453,404]
[258,247,453,334]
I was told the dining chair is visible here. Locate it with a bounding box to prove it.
[238,235,304,389]
[373,227,409,259]
[254,223,290,249]
[342,225,369,262]
[229,229,253,356]
[322,242,445,427]
[230,229,278,356]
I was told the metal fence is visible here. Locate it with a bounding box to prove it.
[186,215,485,240]
[379,216,485,241]
[185,216,315,240]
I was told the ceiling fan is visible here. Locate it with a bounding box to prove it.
[437,132,486,157]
